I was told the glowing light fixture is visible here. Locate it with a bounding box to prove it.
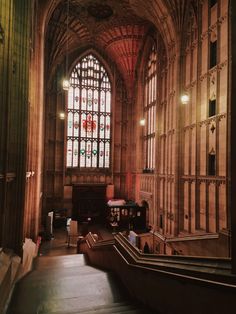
[63,0,70,91]
[62,79,70,91]
[181,93,190,105]
[140,118,145,126]
[59,112,65,120]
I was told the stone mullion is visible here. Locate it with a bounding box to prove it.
[0,0,12,246]
[22,0,33,240]
[214,0,221,234]
[230,0,236,273]
[2,0,16,250]
[175,39,186,237]
[14,0,30,252]
[195,2,203,231]
[17,0,30,242]
[1,0,31,253]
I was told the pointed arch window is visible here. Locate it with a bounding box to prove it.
[66,54,111,168]
[143,44,157,172]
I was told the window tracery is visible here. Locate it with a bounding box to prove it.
[143,44,157,172]
[66,54,111,168]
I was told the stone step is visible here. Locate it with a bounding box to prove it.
[35,254,87,270]
[39,301,136,314]
[7,254,155,314]
[26,265,104,282]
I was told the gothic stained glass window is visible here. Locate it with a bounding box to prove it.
[66,54,111,168]
[144,45,157,171]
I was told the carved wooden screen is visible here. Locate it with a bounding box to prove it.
[66,54,111,168]
[144,45,157,171]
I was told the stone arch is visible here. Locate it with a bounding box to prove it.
[68,48,114,88]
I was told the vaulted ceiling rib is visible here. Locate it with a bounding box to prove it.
[45,0,196,93]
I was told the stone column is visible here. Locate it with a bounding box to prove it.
[229,0,236,274]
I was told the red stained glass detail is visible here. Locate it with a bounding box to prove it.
[82,115,96,133]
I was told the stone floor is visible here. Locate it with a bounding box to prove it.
[39,224,114,257]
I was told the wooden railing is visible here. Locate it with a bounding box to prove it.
[79,232,236,314]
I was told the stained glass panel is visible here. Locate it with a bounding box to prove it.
[66,54,111,168]
[67,139,72,167]
[73,140,79,167]
[106,91,111,113]
[99,141,105,168]
[80,140,86,167]
[105,141,110,168]
[143,44,157,171]
[68,88,73,109]
[68,112,73,136]
[101,90,105,112]
[74,87,80,109]
[73,113,79,137]
[94,90,98,111]
[105,116,110,139]
[100,115,105,138]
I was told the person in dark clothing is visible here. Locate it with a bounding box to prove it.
[143,241,150,253]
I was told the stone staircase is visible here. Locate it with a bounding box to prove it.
[7,254,155,314]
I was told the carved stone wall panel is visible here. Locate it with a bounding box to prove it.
[219,66,228,113]
[199,125,207,175]
[160,178,164,210]
[221,0,228,13]
[184,130,190,175]
[192,45,198,81]
[191,85,197,124]
[183,181,189,232]
[190,181,196,233]
[208,182,216,233]
[210,4,218,26]
[185,51,191,85]
[171,180,175,235]
[208,121,216,153]
[199,182,206,231]
[167,135,171,174]
[160,136,165,173]
[201,37,208,76]
[218,183,227,230]
[191,127,196,175]
[200,79,207,120]
[202,1,209,33]
[209,72,217,102]
[166,180,171,234]
[184,93,190,127]
[218,117,227,176]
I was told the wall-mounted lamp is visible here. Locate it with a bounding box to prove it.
[59,112,65,120]
[62,79,70,91]
[181,93,190,105]
[140,118,145,126]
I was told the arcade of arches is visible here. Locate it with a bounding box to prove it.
[1,0,236,272]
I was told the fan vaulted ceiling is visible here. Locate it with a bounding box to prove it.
[46,0,153,91]
[46,0,197,90]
